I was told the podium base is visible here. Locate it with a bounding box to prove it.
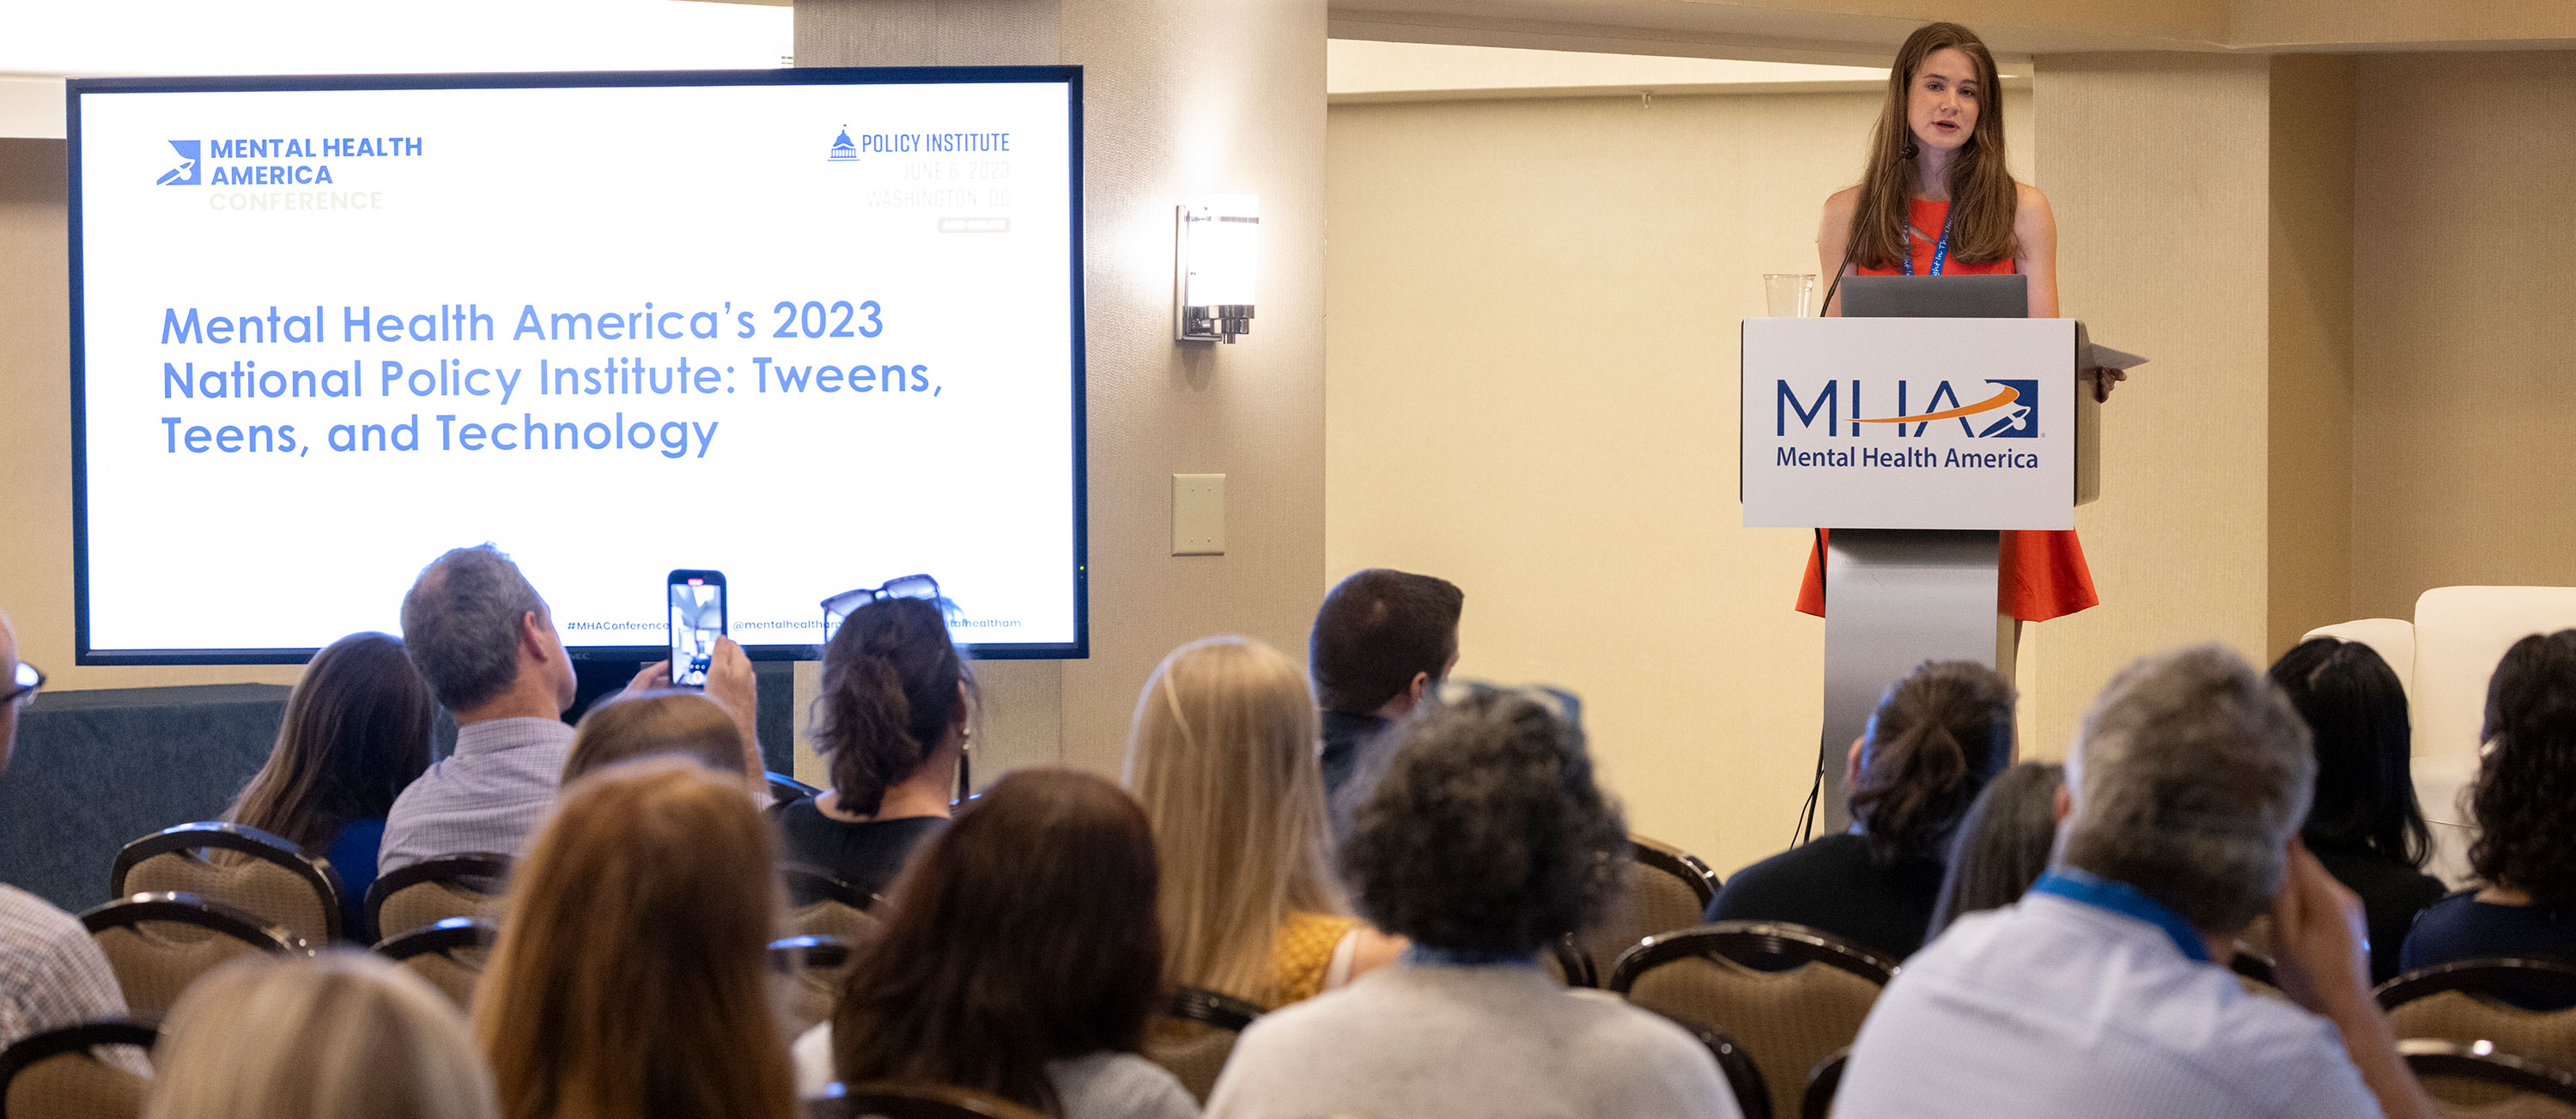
[1814,528,2013,833]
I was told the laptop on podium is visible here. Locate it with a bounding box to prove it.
[1839,274,2027,318]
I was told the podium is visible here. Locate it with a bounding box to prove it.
[1741,317,2103,830]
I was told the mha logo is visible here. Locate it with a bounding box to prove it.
[1777,378,2039,438]
[155,140,200,185]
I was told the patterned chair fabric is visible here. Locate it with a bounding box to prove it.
[1610,921,1895,1119]
[77,892,306,1019]
[2381,960,2576,1073]
[367,854,512,942]
[2398,1037,2576,1116]
[0,1019,156,1119]
[767,935,855,1037]
[375,916,497,1010]
[1572,835,1722,982]
[781,864,882,948]
[1142,987,1262,1104]
[112,822,344,946]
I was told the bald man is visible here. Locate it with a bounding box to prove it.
[0,610,137,1050]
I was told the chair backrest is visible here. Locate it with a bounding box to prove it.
[1659,1019,1771,1119]
[1574,835,1722,982]
[1801,1048,1849,1119]
[0,1019,156,1119]
[78,892,307,1019]
[1540,934,1598,988]
[1610,921,1896,1119]
[805,1081,1046,1119]
[374,916,498,1010]
[1144,987,1263,1104]
[2412,587,2576,765]
[2379,960,2576,1070]
[769,770,820,806]
[367,854,512,942]
[768,934,856,1037]
[112,822,345,946]
[781,864,884,946]
[2400,1038,2576,1116]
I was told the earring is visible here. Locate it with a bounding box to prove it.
[1901,142,1919,159]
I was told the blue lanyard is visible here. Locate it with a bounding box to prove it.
[1900,206,1953,277]
[2027,869,2210,964]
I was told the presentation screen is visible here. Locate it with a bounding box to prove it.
[69,67,1087,664]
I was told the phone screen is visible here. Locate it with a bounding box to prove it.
[667,571,726,688]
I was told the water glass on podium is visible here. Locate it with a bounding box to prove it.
[1764,273,1817,317]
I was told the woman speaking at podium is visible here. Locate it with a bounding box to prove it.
[1795,21,2099,624]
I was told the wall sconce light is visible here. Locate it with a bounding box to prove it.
[1176,195,1258,343]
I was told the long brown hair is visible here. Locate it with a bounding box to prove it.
[228,632,435,852]
[475,761,793,1119]
[1121,636,1340,1001]
[1847,22,2017,271]
[809,596,969,815]
[831,769,1161,1113]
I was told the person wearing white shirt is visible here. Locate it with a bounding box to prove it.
[1834,645,2437,1119]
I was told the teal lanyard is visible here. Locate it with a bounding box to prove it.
[2028,869,2210,963]
[1900,207,1953,277]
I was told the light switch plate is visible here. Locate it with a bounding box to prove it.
[1172,473,1225,556]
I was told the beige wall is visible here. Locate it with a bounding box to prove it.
[2352,52,2576,621]
[1323,87,2030,875]
[2264,54,2355,654]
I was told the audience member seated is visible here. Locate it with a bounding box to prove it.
[1307,569,1462,842]
[1203,686,1738,1119]
[0,607,139,1052]
[1924,761,2063,940]
[379,546,581,874]
[792,769,1197,1118]
[2270,637,2445,984]
[1124,636,1403,1008]
[560,690,755,789]
[1835,645,2435,1119]
[2403,629,2576,994]
[143,951,498,1119]
[476,759,793,1119]
[771,596,968,897]
[224,631,435,937]
[1705,660,2014,958]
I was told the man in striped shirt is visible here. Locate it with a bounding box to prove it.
[1834,645,2436,1119]
[0,609,136,1051]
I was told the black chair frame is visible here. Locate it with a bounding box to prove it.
[2398,1038,2576,1104]
[2377,957,2576,1011]
[1163,986,1264,1032]
[1550,934,1599,988]
[78,891,310,955]
[781,863,882,911]
[1607,921,1901,993]
[365,852,512,939]
[767,934,854,973]
[767,769,820,806]
[2229,949,2277,989]
[110,820,348,942]
[1676,1022,1771,1119]
[375,915,497,958]
[0,1019,159,1119]
[807,1079,1043,1119]
[1633,836,1724,910]
[1802,1048,1850,1119]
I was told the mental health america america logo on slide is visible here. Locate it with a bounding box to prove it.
[155,140,201,185]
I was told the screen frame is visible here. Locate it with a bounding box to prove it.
[67,64,1090,666]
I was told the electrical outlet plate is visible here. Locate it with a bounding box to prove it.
[1171,473,1225,556]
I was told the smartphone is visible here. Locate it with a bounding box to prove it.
[666,569,727,689]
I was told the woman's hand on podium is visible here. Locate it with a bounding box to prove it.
[2093,367,2126,402]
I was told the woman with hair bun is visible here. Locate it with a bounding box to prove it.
[773,596,971,897]
[2402,629,2576,994]
[1705,660,2014,958]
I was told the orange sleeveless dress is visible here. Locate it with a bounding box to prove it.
[1795,198,2099,623]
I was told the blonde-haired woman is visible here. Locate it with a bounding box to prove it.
[561,690,756,788]
[144,952,497,1119]
[476,759,794,1119]
[1123,636,1402,1006]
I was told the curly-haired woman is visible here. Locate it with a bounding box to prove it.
[2402,630,2576,998]
[1201,687,1738,1119]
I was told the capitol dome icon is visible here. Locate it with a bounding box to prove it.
[829,127,858,161]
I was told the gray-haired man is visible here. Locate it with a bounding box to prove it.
[1834,644,2435,1119]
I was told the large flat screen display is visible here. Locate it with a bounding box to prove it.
[70,67,1086,663]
